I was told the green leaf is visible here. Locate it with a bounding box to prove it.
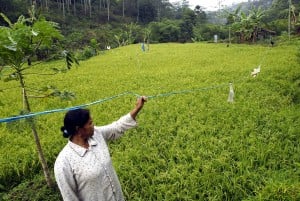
[32,18,63,47]
[62,50,79,69]
[4,43,17,51]
[0,13,13,27]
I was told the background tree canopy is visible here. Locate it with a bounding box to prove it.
[0,0,299,59]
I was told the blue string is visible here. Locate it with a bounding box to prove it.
[0,84,228,123]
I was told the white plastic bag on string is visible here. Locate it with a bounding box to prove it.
[227,83,234,103]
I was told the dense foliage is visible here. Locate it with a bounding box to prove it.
[0,42,299,200]
[1,0,299,53]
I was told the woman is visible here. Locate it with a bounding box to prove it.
[54,96,147,201]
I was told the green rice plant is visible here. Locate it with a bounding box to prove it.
[1,42,300,200]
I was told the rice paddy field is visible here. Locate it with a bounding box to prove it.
[0,42,300,200]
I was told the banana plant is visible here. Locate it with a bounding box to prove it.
[229,7,265,43]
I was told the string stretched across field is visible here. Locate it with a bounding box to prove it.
[0,42,272,124]
[0,83,228,123]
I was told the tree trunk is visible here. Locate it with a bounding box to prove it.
[19,74,53,188]
[89,0,92,18]
[122,0,125,18]
[288,0,291,40]
[62,0,65,19]
[136,0,139,22]
[107,0,110,21]
[66,0,69,12]
[157,0,161,21]
[73,0,76,15]
[45,0,48,11]
[84,0,87,15]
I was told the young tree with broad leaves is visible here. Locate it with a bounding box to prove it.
[0,5,77,187]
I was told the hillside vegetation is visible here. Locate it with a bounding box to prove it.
[0,42,300,200]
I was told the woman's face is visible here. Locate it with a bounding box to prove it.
[79,117,94,139]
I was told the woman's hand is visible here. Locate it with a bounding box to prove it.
[130,96,147,120]
[136,96,147,110]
